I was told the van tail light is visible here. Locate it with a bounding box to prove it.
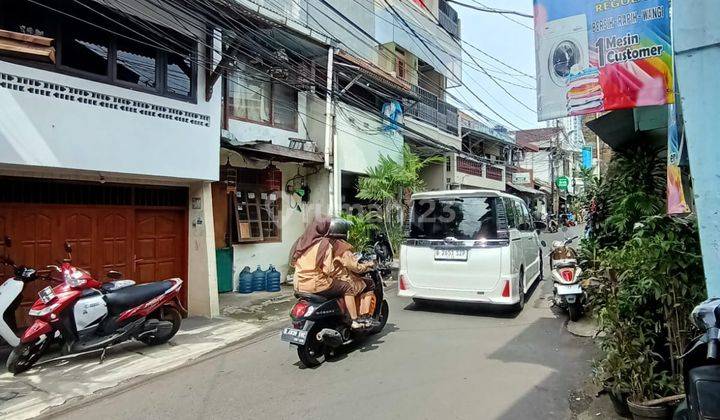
[399,274,408,290]
[560,269,575,283]
[501,280,511,298]
[291,301,310,319]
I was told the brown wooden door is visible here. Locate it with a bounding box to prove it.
[134,210,185,303]
[97,209,133,279]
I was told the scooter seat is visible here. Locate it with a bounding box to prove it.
[104,280,174,314]
[294,292,328,303]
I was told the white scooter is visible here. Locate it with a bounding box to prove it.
[550,229,584,321]
[0,237,35,347]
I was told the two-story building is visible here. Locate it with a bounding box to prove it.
[0,0,222,322]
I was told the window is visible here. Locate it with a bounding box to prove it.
[224,167,282,243]
[409,196,499,240]
[514,200,532,231]
[227,64,298,131]
[503,198,517,229]
[0,0,197,101]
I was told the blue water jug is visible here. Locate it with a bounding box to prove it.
[251,265,267,292]
[238,266,253,294]
[265,265,281,292]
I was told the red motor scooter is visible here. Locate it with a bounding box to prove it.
[7,242,185,375]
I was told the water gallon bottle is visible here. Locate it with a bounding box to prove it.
[237,266,253,294]
[251,265,267,292]
[265,265,281,292]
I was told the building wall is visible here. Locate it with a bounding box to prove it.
[375,0,462,85]
[0,1,220,182]
[405,118,461,151]
[187,182,220,317]
[421,161,447,191]
[335,102,404,175]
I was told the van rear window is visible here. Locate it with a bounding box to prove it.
[409,196,499,240]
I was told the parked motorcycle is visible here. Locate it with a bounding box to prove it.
[550,229,584,321]
[673,298,720,420]
[0,236,37,347]
[281,242,391,368]
[7,242,185,375]
[547,214,559,233]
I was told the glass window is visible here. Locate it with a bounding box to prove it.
[503,198,517,229]
[61,23,110,75]
[228,67,271,123]
[271,83,298,130]
[409,196,499,240]
[116,38,157,88]
[166,50,192,97]
[1,0,55,38]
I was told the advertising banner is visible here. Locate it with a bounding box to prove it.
[582,146,593,169]
[533,0,674,121]
[666,103,689,215]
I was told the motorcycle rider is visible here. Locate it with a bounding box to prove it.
[290,216,373,329]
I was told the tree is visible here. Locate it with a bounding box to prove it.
[356,145,444,255]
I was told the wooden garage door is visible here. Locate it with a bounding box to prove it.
[1,206,186,327]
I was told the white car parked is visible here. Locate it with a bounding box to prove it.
[398,190,546,310]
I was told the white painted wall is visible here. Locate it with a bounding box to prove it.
[405,118,462,151]
[335,103,404,174]
[187,182,220,317]
[421,162,447,191]
[226,93,310,148]
[0,1,221,181]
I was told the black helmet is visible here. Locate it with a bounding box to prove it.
[328,217,352,240]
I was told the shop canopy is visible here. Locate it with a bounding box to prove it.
[221,135,323,165]
[507,182,545,195]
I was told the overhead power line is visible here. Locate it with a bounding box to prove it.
[446,0,533,18]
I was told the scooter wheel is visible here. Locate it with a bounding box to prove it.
[369,300,389,335]
[297,330,326,368]
[140,307,182,346]
[568,305,581,322]
[7,338,49,375]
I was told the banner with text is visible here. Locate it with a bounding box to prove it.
[533,0,674,121]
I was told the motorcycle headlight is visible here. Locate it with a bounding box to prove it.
[29,302,60,317]
[64,270,86,287]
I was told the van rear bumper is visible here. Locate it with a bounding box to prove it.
[398,278,519,305]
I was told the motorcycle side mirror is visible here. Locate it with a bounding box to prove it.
[3,236,11,248]
[534,221,547,233]
[64,241,72,254]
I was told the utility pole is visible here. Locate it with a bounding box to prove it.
[323,46,337,215]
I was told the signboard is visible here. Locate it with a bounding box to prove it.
[581,146,593,169]
[512,172,532,185]
[555,176,569,190]
[533,0,674,121]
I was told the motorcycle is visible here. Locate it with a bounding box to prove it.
[673,298,720,420]
[547,214,559,233]
[7,242,185,375]
[281,242,391,368]
[0,236,37,347]
[550,229,584,321]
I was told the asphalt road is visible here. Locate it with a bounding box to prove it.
[55,229,593,420]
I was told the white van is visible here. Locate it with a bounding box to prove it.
[398,190,545,309]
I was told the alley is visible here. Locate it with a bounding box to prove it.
[51,230,594,420]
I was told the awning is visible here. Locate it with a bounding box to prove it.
[507,182,545,195]
[221,135,324,164]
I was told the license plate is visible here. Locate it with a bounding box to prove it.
[556,284,582,295]
[38,286,55,304]
[434,249,468,261]
[280,328,308,345]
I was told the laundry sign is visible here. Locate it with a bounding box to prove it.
[533,0,674,121]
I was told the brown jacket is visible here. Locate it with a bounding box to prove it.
[334,250,374,296]
[293,242,335,294]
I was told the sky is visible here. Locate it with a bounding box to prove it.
[453,0,540,130]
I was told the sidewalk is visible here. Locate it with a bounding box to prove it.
[0,291,296,420]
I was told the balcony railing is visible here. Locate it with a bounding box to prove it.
[404,85,459,136]
[438,0,460,39]
[461,118,515,144]
[456,156,505,182]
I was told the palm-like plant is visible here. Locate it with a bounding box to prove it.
[357,145,444,255]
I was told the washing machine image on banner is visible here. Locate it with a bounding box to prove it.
[533,0,673,122]
[536,14,591,120]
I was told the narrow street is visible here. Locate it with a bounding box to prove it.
[52,230,594,420]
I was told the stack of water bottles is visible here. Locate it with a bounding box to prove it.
[237,265,282,293]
